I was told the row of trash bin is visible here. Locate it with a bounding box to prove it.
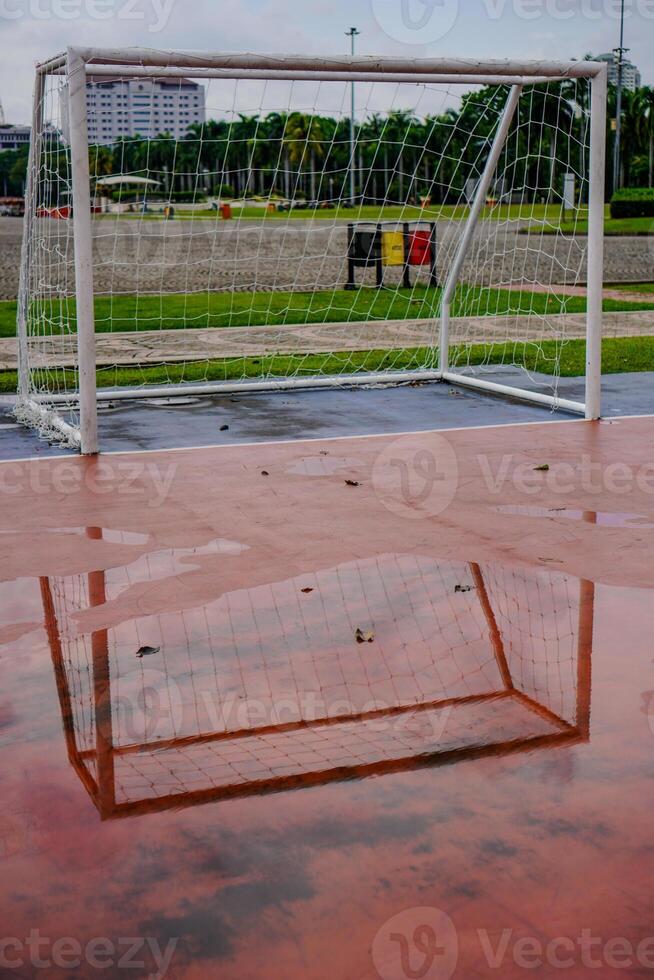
[346,222,438,289]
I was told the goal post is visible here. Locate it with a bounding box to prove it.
[15,49,607,454]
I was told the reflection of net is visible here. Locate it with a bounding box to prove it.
[44,549,590,816]
[483,564,580,727]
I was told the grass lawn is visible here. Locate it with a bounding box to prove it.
[97,203,574,224]
[3,285,654,339]
[3,335,654,394]
[96,203,651,235]
[542,216,653,236]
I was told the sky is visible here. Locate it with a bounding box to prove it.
[0,0,652,125]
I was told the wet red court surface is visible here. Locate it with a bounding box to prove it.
[2,417,654,979]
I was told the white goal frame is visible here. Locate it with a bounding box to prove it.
[17,49,608,454]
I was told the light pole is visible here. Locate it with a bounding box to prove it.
[613,0,627,193]
[346,27,360,206]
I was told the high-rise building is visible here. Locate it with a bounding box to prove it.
[62,76,206,143]
[595,53,642,92]
[0,124,31,151]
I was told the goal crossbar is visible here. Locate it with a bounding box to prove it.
[41,49,607,79]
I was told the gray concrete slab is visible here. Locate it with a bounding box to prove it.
[1,367,652,462]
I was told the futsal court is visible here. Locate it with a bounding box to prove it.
[3,45,653,979]
[2,405,654,978]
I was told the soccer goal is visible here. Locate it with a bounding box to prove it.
[16,49,607,453]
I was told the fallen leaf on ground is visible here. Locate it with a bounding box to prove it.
[136,646,160,658]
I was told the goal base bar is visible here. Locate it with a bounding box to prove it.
[441,372,586,416]
[23,370,586,417]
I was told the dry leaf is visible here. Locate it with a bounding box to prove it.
[136,646,160,658]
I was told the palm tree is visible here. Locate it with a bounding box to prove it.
[284,113,327,201]
[620,89,645,187]
[635,86,654,186]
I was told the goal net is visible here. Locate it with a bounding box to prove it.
[16,50,606,452]
[41,543,592,818]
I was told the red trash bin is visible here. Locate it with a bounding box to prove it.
[408,230,432,266]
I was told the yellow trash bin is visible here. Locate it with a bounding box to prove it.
[381,230,404,267]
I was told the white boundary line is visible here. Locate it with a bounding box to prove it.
[0,414,623,466]
[3,413,654,467]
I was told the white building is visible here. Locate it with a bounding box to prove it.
[0,124,31,151]
[62,76,206,143]
[596,53,642,92]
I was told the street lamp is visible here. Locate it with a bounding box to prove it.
[346,27,360,206]
[613,0,627,193]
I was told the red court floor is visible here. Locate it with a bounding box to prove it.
[1,416,654,978]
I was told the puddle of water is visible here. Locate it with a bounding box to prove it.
[0,543,651,979]
[3,552,594,816]
[494,504,654,528]
[285,455,363,477]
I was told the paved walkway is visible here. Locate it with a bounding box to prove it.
[2,215,653,301]
[3,310,654,370]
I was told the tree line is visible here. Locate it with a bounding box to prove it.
[1,80,653,203]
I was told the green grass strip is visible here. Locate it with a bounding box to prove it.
[3,285,654,339]
[4,336,654,395]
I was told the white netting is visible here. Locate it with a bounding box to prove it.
[41,546,590,817]
[15,55,596,448]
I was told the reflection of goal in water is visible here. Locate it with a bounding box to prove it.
[42,537,593,819]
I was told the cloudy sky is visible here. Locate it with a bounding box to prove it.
[1,0,652,124]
